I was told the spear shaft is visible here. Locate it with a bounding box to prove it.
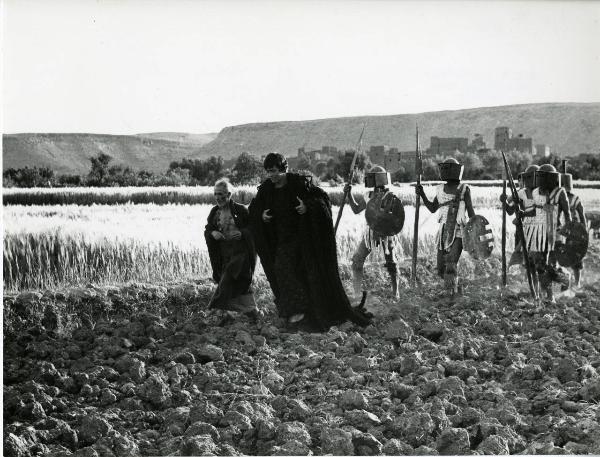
[502,178,507,287]
[411,124,422,286]
[334,123,366,234]
[501,150,538,299]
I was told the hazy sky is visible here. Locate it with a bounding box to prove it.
[2,0,600,134]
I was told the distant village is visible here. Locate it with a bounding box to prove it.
[297,126,551,173]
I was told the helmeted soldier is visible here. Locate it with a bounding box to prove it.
[344,165,404,300]
[526,163,572,301]
[500,164,538,267]
[416,157,475,296]
[557,169,587,287]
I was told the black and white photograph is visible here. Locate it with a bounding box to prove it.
[2,0,600,455]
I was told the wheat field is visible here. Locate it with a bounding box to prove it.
[5,183,600,292]
[3,198,512,292]
[5,183,600,208]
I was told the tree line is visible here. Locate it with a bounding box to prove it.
[3,152,264,188]
[4,150,600,188]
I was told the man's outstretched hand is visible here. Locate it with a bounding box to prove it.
[262,209,273,222]
[295,197,307,215]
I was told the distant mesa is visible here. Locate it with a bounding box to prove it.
[197,103,600,162]
[2,132,217,175]
[3,103,600,175]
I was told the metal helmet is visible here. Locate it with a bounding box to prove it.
[561,173,573,192]
[365,165,391,188]
[536,163,561,191]
[521,164,539,189]
[438,157,464,181]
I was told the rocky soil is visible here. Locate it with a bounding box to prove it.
[4,245,600,456]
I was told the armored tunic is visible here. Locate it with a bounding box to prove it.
[508,188,535,219]
[508,187,536,229]
[567,193,582,223]
[526,187,565,252]
[435,183,468,251]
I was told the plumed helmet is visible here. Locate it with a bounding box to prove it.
[438,157,464,181]
[365,165,390,188]
[536,163,561,191]
[521,164,540,189]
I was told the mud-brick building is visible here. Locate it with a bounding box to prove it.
[535,144,551,157]
[428,136,469,155]
[494,127,534,154]
[368,145,387,167]
[297,146,338,162]
[367,146,403,172]
[468,134,487,152]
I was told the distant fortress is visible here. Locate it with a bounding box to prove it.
[297,126,551,173]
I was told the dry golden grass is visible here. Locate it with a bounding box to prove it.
[4,183,600,210]
[3,202,515,292]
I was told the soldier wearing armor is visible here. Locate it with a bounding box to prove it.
[416,158,475,296]
[557,171,587,287]
[527,164,572,302]
[500,165,538,267]
[344,165,401,300]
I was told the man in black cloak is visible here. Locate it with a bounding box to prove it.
[248,152,371,331]
[205,179,258,315]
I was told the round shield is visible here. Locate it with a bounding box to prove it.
[365,192,405,236]
[464,215,494,260]
[556,221,588,267]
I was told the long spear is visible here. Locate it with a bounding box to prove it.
[500,150,538,299]
[411,124,423,286]
[501,177,507,287]
[334,123,366,234]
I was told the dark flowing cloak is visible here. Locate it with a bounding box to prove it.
[248,173,371,330]
[204,201,256,308]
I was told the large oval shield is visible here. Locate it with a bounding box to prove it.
[365,192,405,236]
[464,215,494,259]
[556,221,588,267]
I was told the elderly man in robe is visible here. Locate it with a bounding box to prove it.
[205,178,258,315]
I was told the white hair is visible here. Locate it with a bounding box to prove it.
[214,178,232,193]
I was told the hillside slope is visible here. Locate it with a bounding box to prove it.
[2,133,209,175]
[200,103,600,158]
[3,104,599,175]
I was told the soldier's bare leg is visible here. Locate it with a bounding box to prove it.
[444,238,463,296]
[572,258,583,288]
[574,268,582,287]
[540,272,554,302]
[383,239,399,298]
[351,240,371,303]
[437,248,445,280]
[527,252,541,300]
